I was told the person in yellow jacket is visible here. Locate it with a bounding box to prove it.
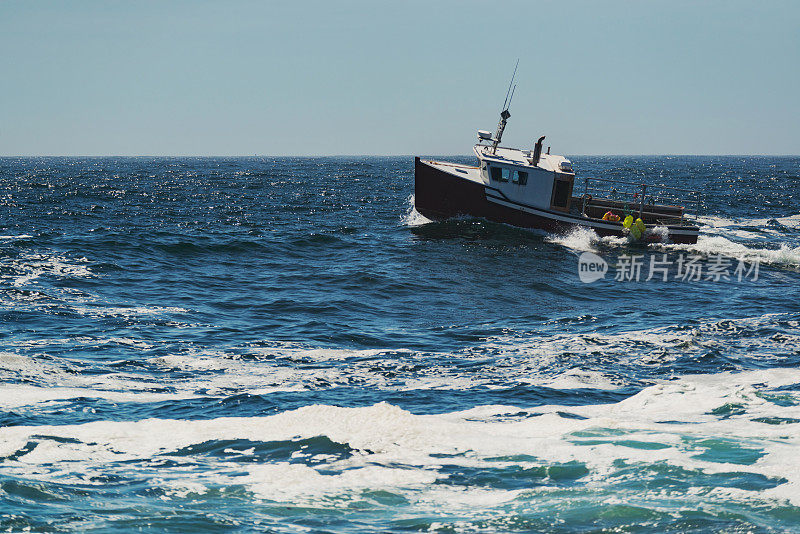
[630,217,646,240]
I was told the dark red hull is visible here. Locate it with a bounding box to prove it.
[414,157,699,244]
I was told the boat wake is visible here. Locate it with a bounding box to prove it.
[699,214,800,231]
[547,212,800,268]
[546,226,609,252]
[659,236,800,267]
[660,213,800,267]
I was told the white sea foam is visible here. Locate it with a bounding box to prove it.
[0,252,93,287]
[244,463,439,501]
[3,368,800,507]
[659,235,800,266]
[3,311,795,413]
[699,214,800,230]
[697,215,740,229]
[0,384,198,410]
[0,234,34,239]
[71,305,188,318]
[401,194,432,227]
[545,212,800,268]
[692,214,800,261]
[542,369,623,391]
[546,226,644,253]
[647,225,670,242]
[546,226,602,252]
[486,312,800,371]
[154,479,209,498]
[0,351,52,374]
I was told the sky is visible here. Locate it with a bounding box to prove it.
[1,0,798,156]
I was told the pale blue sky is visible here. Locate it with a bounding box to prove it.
[1,1,798,156]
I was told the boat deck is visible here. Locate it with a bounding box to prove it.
[421,160,483,183]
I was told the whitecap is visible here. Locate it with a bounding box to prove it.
[4,368,800,509]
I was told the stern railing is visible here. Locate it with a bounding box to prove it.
[579,177,702,226]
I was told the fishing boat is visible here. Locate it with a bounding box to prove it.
[414,77,701,244]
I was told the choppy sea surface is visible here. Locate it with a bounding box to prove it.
[1,155,799,532]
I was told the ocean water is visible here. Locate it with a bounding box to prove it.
[0,155,799,532]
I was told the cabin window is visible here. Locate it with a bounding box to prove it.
[490,166,502,181]
[513,171,528,185]
[500,168,510,182]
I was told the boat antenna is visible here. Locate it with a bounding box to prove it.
[501,58,519,111]
[492,59,519,154]
[507,84,516,109]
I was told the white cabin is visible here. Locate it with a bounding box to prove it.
[473,142,576,213]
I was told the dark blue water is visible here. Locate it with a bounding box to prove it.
[1,156,799,532]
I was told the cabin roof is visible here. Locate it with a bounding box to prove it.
[473,144,570,173]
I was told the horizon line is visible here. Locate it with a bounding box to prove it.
[1,153,799,158]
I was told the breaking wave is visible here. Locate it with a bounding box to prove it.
[4,368,800,514]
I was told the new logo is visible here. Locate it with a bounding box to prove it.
[578,252,608,283]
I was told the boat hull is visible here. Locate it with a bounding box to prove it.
[414,157,699,244]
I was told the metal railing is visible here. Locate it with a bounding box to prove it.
[579,177,702,226]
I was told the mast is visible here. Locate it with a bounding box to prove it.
[491,59,518,154]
